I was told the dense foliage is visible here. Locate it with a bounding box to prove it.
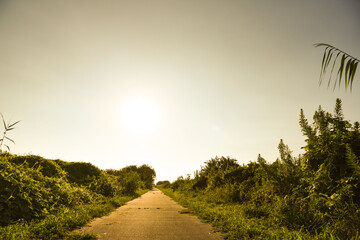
[0,154,156,239]
[161,99,360,239]
[106,164,156,193]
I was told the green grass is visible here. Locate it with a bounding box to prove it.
[0,189,148,240]
[159,187,343,240]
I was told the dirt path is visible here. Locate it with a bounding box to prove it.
[78,188,223,240]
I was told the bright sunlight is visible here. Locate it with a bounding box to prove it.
[120,96,160,134]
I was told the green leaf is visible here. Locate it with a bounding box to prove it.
[344,58,352,89]
[321,49,334,86]
[319,47,330,82]
[324,49,333,72]
[335,54,347,90]
[327,51,341,89]
[348,60,354,91]
[350,62,358,92]
[316,43,359,91]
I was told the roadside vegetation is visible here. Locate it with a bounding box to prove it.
[0,153,155,240]
[159,99,360,240]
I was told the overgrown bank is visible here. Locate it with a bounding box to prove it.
[0,154,155,239]
[159,99,360,240]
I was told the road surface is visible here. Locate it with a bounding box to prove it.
[78,188,223,240]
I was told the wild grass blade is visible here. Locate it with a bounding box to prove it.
[4,144,10,151]
[1,113,6,130]
[5,136,15,144]
[8,120,21,128]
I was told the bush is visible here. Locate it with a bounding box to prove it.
[10,155,66,178]
[88,174,118,197]
[61,162,102,186]
[156,180,170,187]
[164,99,360,239]
[0,152,156,239]
[0,155,97,226]
[0,156,51,225]
[117,170,142,195]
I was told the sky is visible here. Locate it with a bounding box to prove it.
[0,0,360,182]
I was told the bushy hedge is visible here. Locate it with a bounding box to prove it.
[0,154,156,227]
[0,156,94,226]
[165,99,360,239]
[11,155,66,178]
[106,164,156,193]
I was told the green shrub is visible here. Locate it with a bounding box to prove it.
[0,151,155,238]
[156,180,171,188]
[0,156,54,225]
[117,170,142,195]
[0,156,96,226]
[61,162,102,186]
[88,174,118,197]
[165,99,360,239]
[10,155,66,178]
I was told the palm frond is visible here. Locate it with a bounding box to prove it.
[315,43,359,92]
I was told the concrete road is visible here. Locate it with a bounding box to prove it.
[78,188,223,240]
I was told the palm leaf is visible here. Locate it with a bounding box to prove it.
[324,49,333,72]
[350,62,358,92]
[319,47,328,82]
[345,59,353,90]
[327,51,341,89]
[348,60,355,91]
[335,54,346,90]
[315,43,359,91]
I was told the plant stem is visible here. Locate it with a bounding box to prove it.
[0,130,6,150]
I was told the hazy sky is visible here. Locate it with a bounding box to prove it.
[1,0,360,181]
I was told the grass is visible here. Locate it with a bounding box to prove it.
[0,189,148,240]
[159,187,342,240]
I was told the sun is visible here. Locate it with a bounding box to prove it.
[120,96,160,134]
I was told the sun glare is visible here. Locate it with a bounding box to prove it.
[121,96,160,134]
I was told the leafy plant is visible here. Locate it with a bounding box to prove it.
[164,99,360,239]
[0,113,20,153]
[117,170,142,195]
[0,152,154,239]
[315,43,359,91]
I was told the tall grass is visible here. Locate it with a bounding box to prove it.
[160,187,343,240]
